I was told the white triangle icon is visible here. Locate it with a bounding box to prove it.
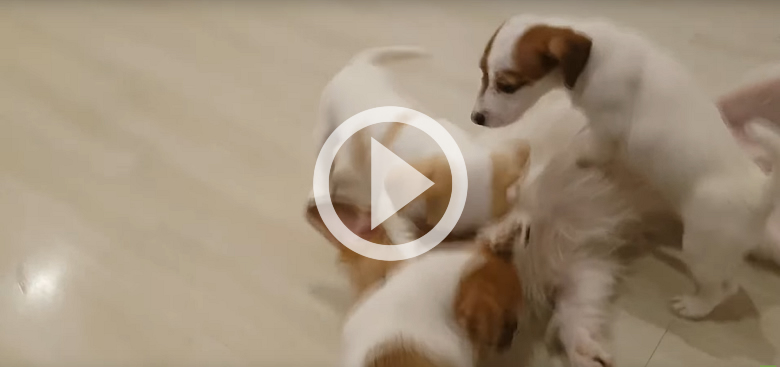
[371,138,434,229]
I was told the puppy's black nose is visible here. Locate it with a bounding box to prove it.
[471,111,486,126]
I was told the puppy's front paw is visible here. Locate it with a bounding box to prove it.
[478,212,531,258]
[564,329,613,367]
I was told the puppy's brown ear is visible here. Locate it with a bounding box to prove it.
[547,28,592,89]
[455,247,523,357]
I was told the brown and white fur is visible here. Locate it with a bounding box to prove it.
[342,244,522,367]
[471,15,780,319]
[313,46,529,246]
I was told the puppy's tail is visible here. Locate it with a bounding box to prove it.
[746,119,780,200]
[348,46,430,66]
[312,46,427,154]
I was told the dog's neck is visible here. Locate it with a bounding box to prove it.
[565,23,644,140]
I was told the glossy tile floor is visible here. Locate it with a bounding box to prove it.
[0,1,778,366]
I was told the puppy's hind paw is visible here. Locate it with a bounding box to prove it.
[671,281,737,319]
[570,352,613,367]
[671,294,722,320]
[565,330,614,367]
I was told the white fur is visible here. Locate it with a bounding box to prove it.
[314,46,507,244]
[479,146,637,367]
[476,15,780,319]
[342,249,480,367]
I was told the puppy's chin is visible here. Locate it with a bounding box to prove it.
[484,118,514,128]
[483,109,526,128]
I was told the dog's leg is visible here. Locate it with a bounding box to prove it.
[551,259,616,367]
[672,228,741,319]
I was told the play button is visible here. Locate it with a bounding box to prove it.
[313,106,468,261]
[370,138,434,229]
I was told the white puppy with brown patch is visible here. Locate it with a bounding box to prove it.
[471,15,780,319]
[342,245,522,367]
[313,46,529,246]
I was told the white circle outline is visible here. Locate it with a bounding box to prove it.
[313,106,468,261]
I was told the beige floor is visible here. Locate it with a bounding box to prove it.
[0,1,778,366]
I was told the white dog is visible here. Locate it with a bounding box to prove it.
[312,46,529,246]
[477,143,648,367]
[471,15,780,319]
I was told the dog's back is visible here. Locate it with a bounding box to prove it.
[578,22,764,201]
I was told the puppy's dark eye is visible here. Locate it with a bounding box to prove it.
[496,81,526,94]
[496,82,518,94]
